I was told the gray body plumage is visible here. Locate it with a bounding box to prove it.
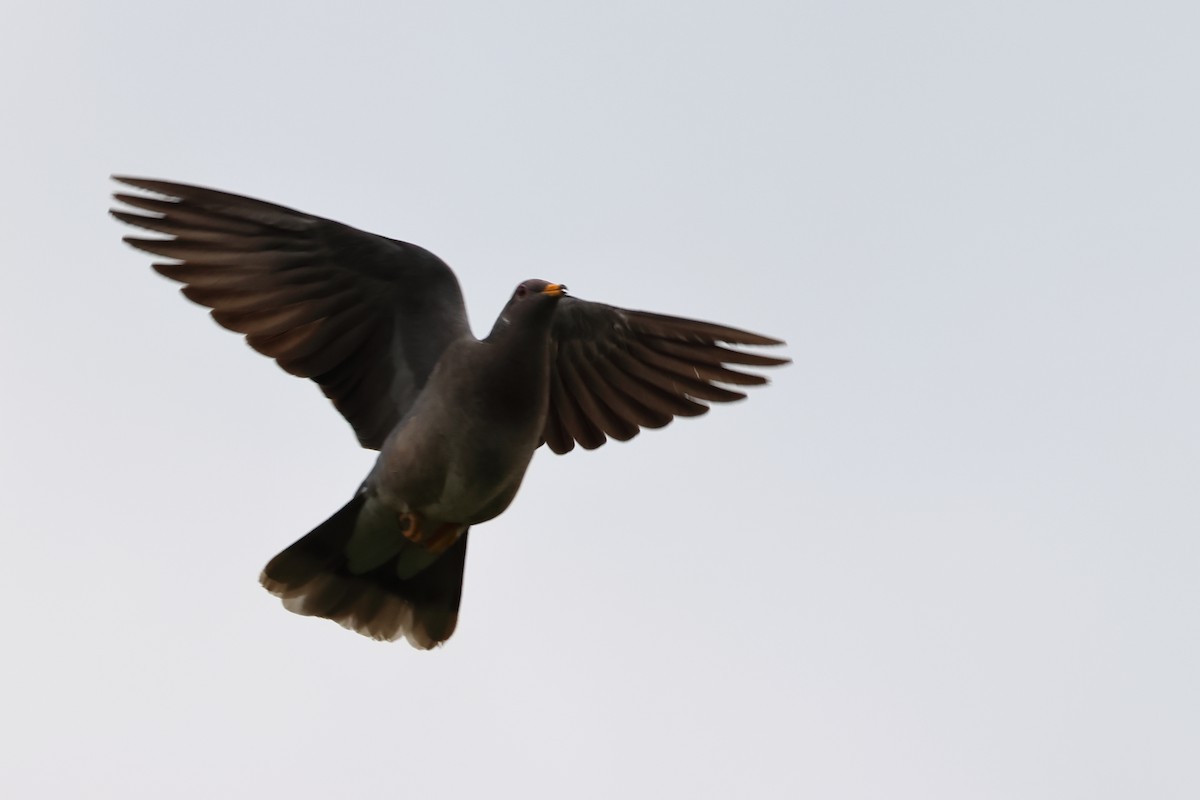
[112,177,788,648]
[373,330,553,526]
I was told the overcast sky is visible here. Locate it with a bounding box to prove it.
[3,2,1198,798]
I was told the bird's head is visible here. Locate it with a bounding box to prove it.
[487,279,567,341]
[513,279,567,301]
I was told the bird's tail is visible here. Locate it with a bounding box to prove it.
[260,493,469,649]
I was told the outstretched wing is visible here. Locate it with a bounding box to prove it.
[111,177,472,450]
[542,297,789,453]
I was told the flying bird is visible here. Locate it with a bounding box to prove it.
[111,177,789,648]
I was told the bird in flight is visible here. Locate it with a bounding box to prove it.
[111,177,789,648]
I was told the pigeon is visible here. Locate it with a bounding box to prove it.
[111,177,789,648]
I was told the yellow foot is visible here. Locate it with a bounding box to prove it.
[398,511,422,543]
[399,512,464,554]
[425,523,464,554]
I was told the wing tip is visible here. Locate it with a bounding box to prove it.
[112,174,152,193]
[112,174,158,188]
[738,333,788,347]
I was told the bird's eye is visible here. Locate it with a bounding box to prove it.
[515,285,529,299]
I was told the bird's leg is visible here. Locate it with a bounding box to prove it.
[398,512,463,554]
[424,523,465,555]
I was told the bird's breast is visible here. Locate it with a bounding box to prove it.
[374,346,549,525]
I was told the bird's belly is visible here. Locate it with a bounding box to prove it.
[427,439,535,523]
[374,361,548,526]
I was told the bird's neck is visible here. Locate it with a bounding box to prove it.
[479,324,554,417]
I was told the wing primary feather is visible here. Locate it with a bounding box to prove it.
[277,315,376,378]
[590,357,675,429]
[607,353,711,417]
[548,362,595,451]
[111,210,258,242]
[571,344,667,434]
[211,289,362,337]
[625,310,785,346]
[174,273,357,312]
[628,340,763,394]
[251,311,373,377]
[612,347,744,406]
[543,370,576,454]
[125,236,311,266]
[113,176,315,231]
[155,262,346,291]
[643,337,791,369]
[111,196,265,236]
[558,342,640,441]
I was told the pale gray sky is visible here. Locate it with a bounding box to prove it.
[3,2,1198,798]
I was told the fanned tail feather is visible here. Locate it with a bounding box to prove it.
[260,494,469,649]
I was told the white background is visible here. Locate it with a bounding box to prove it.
[3,2,1198,798]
